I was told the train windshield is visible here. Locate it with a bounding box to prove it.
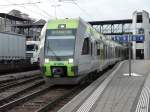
[45,29,76,57]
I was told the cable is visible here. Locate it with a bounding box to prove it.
[58,6,67,18]
[0,2,41,7]
[6,0,49,19]
[71,1,93,20]
[43,0,61,18]
[58,0,93,20]
[0,6,10,12]
[33,4,54,18]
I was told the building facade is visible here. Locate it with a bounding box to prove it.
[132,10,150,59]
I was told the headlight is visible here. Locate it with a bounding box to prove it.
[45,58,49,63]
[68,58,73,64]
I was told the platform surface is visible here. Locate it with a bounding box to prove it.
[58,60,150,112]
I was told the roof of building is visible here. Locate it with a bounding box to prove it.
[0,13,30,21]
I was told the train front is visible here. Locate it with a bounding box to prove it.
[42,20,79,85]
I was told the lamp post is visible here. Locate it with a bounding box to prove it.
[128,38,131,76]
[128,33,132,76]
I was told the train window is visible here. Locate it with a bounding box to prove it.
[96,42,100,56]
[91,43,93,56]
[107,46,109,59]
[97,49,100,56]
[106,46,108,59]
[108,47,111,59]
[104,45,107,59]
[82,38,90,55]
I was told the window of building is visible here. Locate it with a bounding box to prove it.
[138,28,144,34]
[136,14,143,23]
[82,38,90,55]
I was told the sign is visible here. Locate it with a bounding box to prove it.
[112,35,144,42]
[46,29,76,36]
[51,30,73,35]
[135,35,144,41]
[112,35,129,42]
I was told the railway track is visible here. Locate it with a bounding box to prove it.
[0,64,116,112]
[0,83,87,112]
[38,84,88,112]
[0,75,43,92]
[0,84,54,112]
[0,73,41,86]
[0,79,45,106]
[0,75,44,106]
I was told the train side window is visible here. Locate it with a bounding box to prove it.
[91,42,93,56]
[107,47,110,59]
[82,38,90,55]
[97,42,100,56]
[104,46,106,59]
[106,46,109,59]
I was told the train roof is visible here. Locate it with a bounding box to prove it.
[47,18,79,29]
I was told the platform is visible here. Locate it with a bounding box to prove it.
[58,60,150,112]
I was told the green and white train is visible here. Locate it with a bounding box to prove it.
[39,18,127,85]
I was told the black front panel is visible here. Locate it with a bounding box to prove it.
[51,66,67,77]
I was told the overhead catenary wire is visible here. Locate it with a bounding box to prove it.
[0,2,41,7]
[45,0,61,18]
[5,0,49,20]
[71,0,93,20]
[0,7,10,13]
[33,4,54,18]
[58,6,68,18]
[34,0,54,18]
[58,0,93,20]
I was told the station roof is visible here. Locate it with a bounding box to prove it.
[0,13,30,21]
[89,19,132,25]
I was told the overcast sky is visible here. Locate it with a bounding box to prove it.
[0,0,150,21]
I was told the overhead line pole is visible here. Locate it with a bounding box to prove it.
[128,34,131,76]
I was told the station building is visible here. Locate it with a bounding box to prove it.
[132,10,150,60]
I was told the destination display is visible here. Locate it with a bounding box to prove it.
[46,29,76,36]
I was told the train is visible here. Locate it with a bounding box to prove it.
[39,18,127,85]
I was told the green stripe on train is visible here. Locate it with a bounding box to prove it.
[47,19,79,29]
